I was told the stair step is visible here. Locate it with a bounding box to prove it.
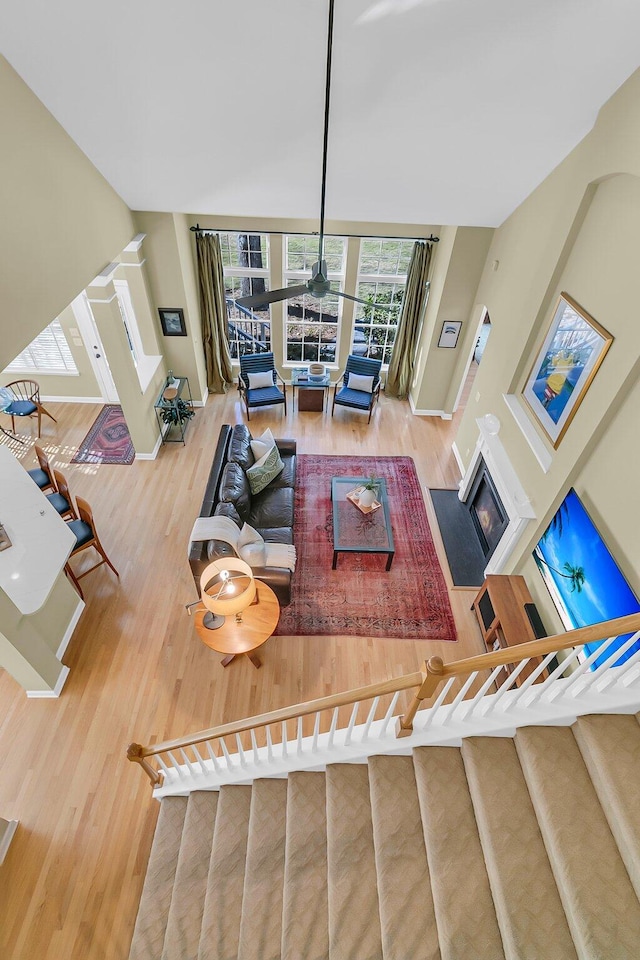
[161,791,218,960]
[573,714,640,900]
[516,725,640,960]
[198,784,252,960]
[368,754,441,960]
[461,737,576,960]
[281,771,329,960]
[413,746,505,960]
[326,763,383,960]
[238,778,288,960]
[129,795,188,960]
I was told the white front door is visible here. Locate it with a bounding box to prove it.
[71,292,119,402]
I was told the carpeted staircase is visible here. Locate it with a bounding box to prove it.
[129,715,640,960]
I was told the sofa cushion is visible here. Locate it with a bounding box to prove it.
[252,526,293,545]
[228,423,255,472]
[264,453,295,490]
[248,486,294,530]
[250,427,276,461]
[246,444,284,495]
[214,501,242,528]
[219,462,252,521]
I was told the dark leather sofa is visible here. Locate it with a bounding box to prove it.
[188,423,296,606]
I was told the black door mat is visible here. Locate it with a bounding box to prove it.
[429,488,486,587]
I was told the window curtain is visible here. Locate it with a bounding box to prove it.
[196,233,233,394]
[386,240,432,399]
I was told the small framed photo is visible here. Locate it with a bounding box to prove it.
[438,320,462,348]
[158,308,187,337]
[522,292,613,448]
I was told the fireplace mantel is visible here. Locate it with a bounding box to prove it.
[458,415,536,574]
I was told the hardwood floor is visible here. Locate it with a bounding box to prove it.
[0,384,485,960]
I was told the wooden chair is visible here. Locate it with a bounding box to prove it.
[46,469,78,521]
[64,497,119,600]
[331,355,382,424]
[3,380,57,437]
[238,352,287,420]
[27,442,57,493]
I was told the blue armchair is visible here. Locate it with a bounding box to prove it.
[238,353,287,421]
[331,355,382,424]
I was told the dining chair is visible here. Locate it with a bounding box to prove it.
[238,352,287,420]
[331,354,382,424]
[3,380,57,437]
[64,497,119,600]
[27,442,57,493]
[46,469,78,521]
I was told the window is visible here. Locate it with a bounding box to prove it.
[352,238,415,365]
[5,319,78,375]
[219,233,271,359]
[284,235,345,363]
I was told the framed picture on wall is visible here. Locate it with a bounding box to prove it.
[437,320,462,348]
[158,308,187,337]
[522,293,613,448]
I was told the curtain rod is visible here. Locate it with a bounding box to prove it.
[190,223,439,243]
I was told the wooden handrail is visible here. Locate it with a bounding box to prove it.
[127,613,640,780]
[438,612,640,678]
[133,671,424,759]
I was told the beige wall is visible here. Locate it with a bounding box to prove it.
[0,56,136,369]
[454,68,640,631]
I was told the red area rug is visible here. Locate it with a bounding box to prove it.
[71,405,135,465]
[274,455,457,641]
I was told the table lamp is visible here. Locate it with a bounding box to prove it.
[199,558,256,630]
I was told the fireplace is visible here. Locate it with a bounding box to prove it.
[467,459,509,559]
[457,414,536,575]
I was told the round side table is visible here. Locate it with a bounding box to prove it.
[193,580,280,668]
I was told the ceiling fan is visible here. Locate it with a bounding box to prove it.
[235,0,392,313]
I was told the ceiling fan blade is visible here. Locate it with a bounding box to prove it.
[337,291,396,310]
[236,284,309,309]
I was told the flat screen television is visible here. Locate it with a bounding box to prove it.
[533,488,640,668]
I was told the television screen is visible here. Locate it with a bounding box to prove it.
[533,488,640,668]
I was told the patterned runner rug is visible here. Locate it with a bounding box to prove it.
[71,404,135,465]
[274,454,457,640]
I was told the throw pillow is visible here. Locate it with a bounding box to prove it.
[246,444,285,495]
[239,541,267,567]
[347,372,374,393]
[250,427,276,462]
[247,370,274,390]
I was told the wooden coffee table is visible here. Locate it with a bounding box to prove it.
[193,580,280,668]
[331,476,395,570]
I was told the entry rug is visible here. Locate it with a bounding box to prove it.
[71,405,135,465]
[274,455,457,641]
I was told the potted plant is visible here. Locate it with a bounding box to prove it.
[358,476,379,508]
[161,397,194,428]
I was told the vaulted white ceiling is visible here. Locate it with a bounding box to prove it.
[3,0,640,227]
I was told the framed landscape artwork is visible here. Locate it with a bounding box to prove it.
[534,488,640,668]
[158,307,187,337]
[522,293,613,448]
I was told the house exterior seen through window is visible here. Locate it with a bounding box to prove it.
[284,235,345,363]
[352,238,414,365]
[219,232,271,359]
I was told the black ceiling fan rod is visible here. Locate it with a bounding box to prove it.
[317,0,336,269]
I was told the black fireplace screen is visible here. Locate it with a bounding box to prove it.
[467,460,509,558]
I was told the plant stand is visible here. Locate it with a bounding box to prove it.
[155,376,194,445]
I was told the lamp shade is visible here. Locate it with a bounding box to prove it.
[200,557,256,619]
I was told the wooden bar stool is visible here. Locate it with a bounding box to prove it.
[64,497,119,600]
[46,469,78,521]
[27,443,57,493]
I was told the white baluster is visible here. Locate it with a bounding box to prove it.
[297,717,304,756]
[180,747,198,777]
[328,707,339,748]
[362,697,380,741]
[579,632,640,694]
[481,659,530,715]
[206,741,221,773]
[443,672,478,722]
[192,744,209,776]
[167,751,186,779]
[420,677,455,730]
[380,691,401,737]
[457,665,505,722]
[281,721,288,759]
[250,729,260,765]
[266,725,273,762]
[312,712,321,752]
[344,702,360,746]
[235,734,247,766]
[219,738,234,769]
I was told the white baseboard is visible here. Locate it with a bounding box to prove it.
[136,433,162,461]
[0,820,19,864]
[192,387,209,407]
[27,665,70,698]
[56,598,85,661]
[451,441,465,479]
[408,395,452,419]
[40,396,104,404]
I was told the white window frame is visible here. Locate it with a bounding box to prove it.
[219,232,271,359]
[283,235,346,366]
[4,318,79,376]
[352,238,414,367]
